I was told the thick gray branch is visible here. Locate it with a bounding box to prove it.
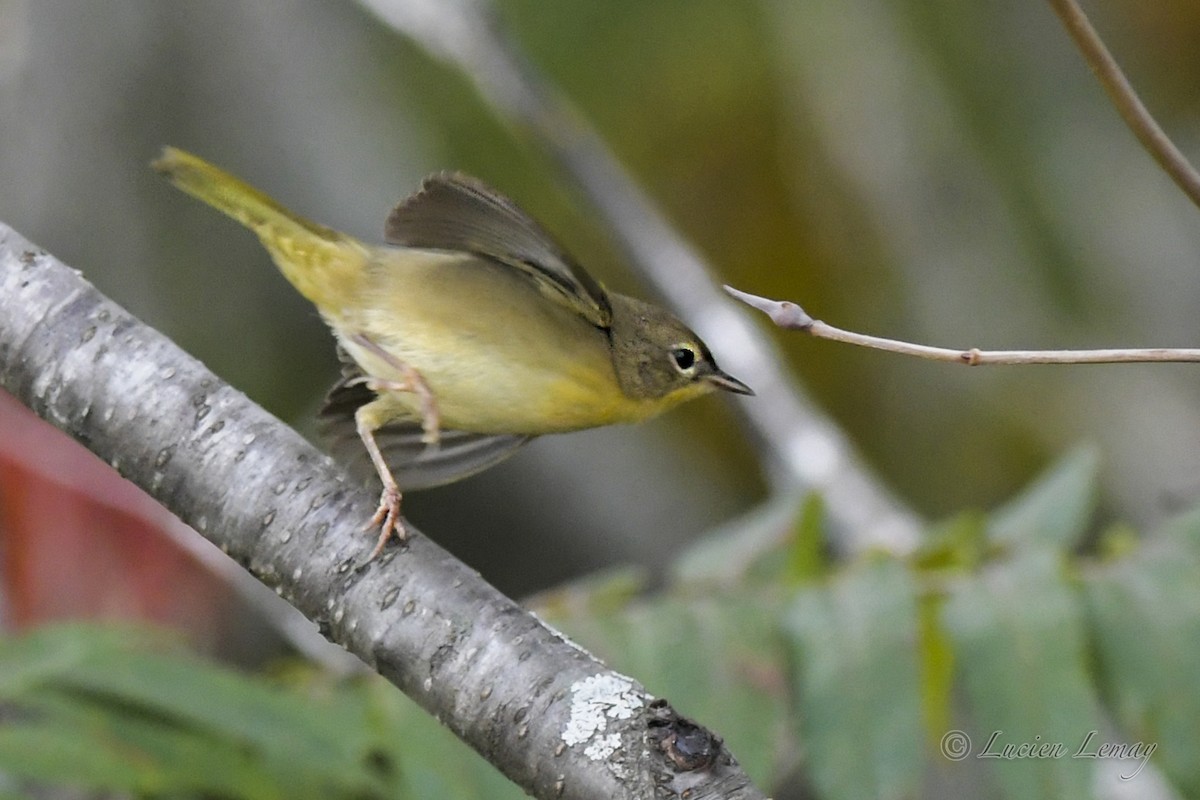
[0,223,767,800]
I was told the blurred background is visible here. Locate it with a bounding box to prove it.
[2,0,1200,627]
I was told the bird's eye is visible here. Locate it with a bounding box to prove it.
[671,346,696,373]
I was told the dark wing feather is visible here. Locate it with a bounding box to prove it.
[384,172,612,329]
[318,368,532,491]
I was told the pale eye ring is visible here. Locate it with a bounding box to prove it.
[670,346,697,373]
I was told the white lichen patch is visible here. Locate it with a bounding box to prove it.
[584,732,622,760]
[561,674,644,759]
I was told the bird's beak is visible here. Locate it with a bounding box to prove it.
[706,370,754,396]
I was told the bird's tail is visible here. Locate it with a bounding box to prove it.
[153,146,367,310]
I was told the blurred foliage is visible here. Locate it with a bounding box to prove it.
[3,450,1199,798]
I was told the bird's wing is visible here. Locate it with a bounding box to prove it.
[384,172,612,329]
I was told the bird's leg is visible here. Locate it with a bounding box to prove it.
[354,401,406,558]
[348,333,440,445]
[346,332,442,557]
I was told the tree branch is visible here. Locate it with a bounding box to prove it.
[0,222,768,800]
[1048,0,1200,210]
[726,285,1200,365]
[355,0,921,555]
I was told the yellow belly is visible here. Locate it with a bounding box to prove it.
[329,249,658,434]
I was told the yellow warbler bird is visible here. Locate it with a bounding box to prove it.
[153,147,752,556]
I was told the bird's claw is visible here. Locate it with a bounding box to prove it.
[367,484,405,559]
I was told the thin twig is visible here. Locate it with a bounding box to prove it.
[1048,0,1200,210]
[725,285,1200,365]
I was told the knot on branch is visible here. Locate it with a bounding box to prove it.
[647,698,739,797]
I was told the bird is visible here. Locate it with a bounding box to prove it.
[153,147,752,556]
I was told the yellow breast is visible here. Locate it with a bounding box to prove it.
[330,248,661,434]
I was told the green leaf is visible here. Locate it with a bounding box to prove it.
[917,592,955,744]
[0,624,405,799]
[988,445,1099,549]
[1081,507,1200,794]
[0,705,166,791]
[784,492,828,586]
[524,565,648,617]
[0,623,173,695]
[0,693,289,797]
[670,488,813,587]
[785,555,923,800]
[941,549,1100,798]
[914,510,988,572]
